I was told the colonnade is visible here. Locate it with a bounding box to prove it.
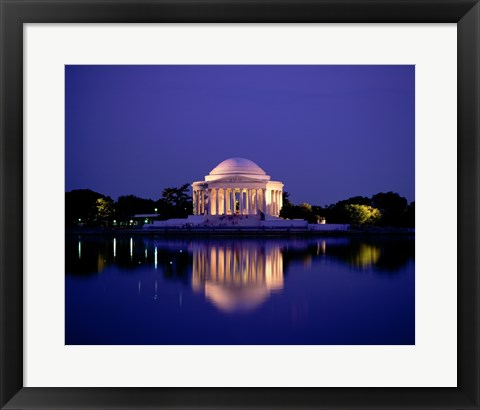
[193,187,283,216]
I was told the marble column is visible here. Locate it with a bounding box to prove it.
[262,188,267,213]
[211,189,214,216]
[248,190,253,215]
[272,190,275,215]
[239,189,244,215]
[192,190,196,215]
[206,189,210,215]
[250,190,254,215]
[245,189,248,215]
[227,189,231,215]
[274,190,278,215]
[271,190,275,215]
[257,189,261,214]
[198,190,201,215]
[258,189,262,214]
[223,189,227,215]
[275,190,278,215]
[194,190,198,215]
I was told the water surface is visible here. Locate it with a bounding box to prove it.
[66,235,414,345]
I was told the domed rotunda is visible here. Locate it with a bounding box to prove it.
[192,158,284,217]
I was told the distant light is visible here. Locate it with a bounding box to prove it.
[154,208,158,213]
[170,261,173,264]
[145,219,148,223]
[78,218,81,222]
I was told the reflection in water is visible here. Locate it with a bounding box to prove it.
[68,236,414,278]
[97,252,106,273]
[191,242,283,312]
[350,243,381,268]
[66,235,415,345]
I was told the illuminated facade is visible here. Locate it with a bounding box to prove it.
[191,158,284,217]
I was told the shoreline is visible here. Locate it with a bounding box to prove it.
[66,226,415,238]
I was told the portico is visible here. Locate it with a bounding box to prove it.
[192,158,284,217]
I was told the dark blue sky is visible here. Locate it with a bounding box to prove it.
[65,65,414,206]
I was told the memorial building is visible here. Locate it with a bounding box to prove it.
[191,158,284,217]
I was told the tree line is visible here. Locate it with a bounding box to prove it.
[65,184,192,227]
[66,185,414,228]
[280,191,414,228]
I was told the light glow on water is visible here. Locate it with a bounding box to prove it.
[66,235,415,345]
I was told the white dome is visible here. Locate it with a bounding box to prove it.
[209,158,266,176]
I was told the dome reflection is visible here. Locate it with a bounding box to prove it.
[192,241,283,313]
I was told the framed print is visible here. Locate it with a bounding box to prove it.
[1,1,479,409]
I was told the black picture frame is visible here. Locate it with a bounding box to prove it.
[1,1,479,409]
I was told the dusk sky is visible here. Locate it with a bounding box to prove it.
[65,65,414,206]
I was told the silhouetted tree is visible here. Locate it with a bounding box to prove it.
[280,202,322,223]
[65,189,108,227]
[156,183,193,219]
[371,192,408,226]
[116,195,155,221]
[401,201,415,228]
[282,191,293,207]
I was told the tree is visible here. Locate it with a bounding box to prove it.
[116,195,155,221]
[156,183,193,219]
[96,197,115,226]
[65,189,108,227]
[282,191,293,207]
[323,196,372,223]
[280,201,322,223]
[401,201,415,228]
[344,204,382,225]
[371,192,408,226]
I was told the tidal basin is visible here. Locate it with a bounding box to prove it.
[66,235,414,345]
